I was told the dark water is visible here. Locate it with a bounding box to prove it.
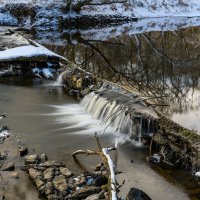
[0,78,199,200]
[44,25,200,133]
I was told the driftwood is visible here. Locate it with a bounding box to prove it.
[72,133,118,200]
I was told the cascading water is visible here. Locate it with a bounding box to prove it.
[48,89,157,143]
[80,92,134,137]
[53,71,65,86]
[80,91,158,140]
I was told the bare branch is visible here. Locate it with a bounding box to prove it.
[72,149,99,157]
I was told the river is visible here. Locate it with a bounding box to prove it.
[1,14,200,199]
[0,77,199,199]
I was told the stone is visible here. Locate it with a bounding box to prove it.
[43,168,54,180]
[85,194,99,200]
[127,187,152,200]
[10,172,19,179]
[40,161,64,167]
[1,162,15,171]
[67,186,101,199]
[59,167,73,178]
[0,151,6,161]
[0,195,5,200]
[76,176,86,187]
[40,154,48,163]
[25,154,40,164]
[76,78,82,89]
[46,194,60,200]
[85,191,105,200]
[35,178,45,189]
[94,176,107,187]
[28,168,43,180]
[18,145,28,156]
[94,163,102,171]
[53,175,68,192]
[45,182,54,196]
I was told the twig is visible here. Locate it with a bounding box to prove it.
[71,134,119,200]
[72,149,99,157]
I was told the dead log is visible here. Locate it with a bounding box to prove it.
[72,133,118,200]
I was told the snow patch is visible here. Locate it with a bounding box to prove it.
[32,67,56,79]
[195,172,200,177]
[0,126,10,142]
[0,13,17,25]
[0,45,60,62]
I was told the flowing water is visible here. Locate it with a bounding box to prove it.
[45,24,200,134]
[0,77,199,200]
[1,14,200,199]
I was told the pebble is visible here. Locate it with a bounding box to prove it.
[18,145,28,157]
[10,172,19,179]
[1,162,15,171]
[25,154,40,164]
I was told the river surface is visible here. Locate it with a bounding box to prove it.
[44,24,200,133]
[1,17,200,199]
[0,78,199,200]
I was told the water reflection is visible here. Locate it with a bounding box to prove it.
[46,25,200,131]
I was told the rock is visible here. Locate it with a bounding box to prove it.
[1,162,15,171]
[127,187,152,200]
[67,186,101,199]
[0,195,5,200]
[45,182,54,196]
[10,172,19,179]
[40,161,65,167]
[40,154,48,163]
[46,194,60,200]
[76,78,82,89]
[28,168,43,180]
[94,163,103,171]
[0,153,6,161]
[76,176,86,187]
[148,153,174,169]
[86,176,94,186]
[43,168,55,180]
[25,154,40,164]
[59,167,73,178]
[18,145,28,156]
[85,190,105,200]
[53,175,68,192]
[35,178,45,189]
[85,194,100,200]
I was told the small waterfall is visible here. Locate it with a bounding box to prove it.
[80,92,134,136]
[138,118,143,143]
[53,71,65,86]
[80,91,157,140]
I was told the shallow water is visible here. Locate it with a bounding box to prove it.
[0,78,198,200]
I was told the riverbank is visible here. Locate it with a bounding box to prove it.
[0,81,195,200]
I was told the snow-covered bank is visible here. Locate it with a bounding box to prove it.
[73,16,200,42]
[80,0,200,18]
[0,0,200,28]
[35,16,200,44]
[131,0,200,18]
[0,45,60,62]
